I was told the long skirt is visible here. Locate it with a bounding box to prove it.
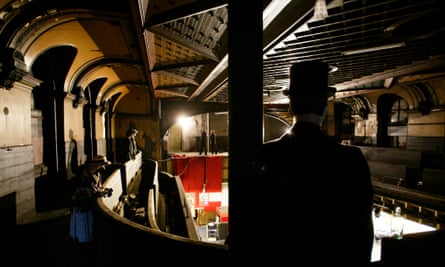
[69,207,94,242]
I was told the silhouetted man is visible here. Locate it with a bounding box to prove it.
[252,60,374,265]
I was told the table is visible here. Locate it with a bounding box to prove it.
[371,210,436,262]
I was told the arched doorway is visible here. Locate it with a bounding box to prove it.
[32,46,77,179]
[377,94,408,148]
[82,78,107,161]
[31,46,77,211]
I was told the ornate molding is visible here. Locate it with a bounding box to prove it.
[0,48,27,90]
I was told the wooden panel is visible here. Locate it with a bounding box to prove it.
[359,146,421,168]
[368,161,406,180]
[406,136,445,152]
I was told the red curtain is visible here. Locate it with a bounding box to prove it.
[172,155,223,211]
[205,156,222,192]
[172,155,204,192]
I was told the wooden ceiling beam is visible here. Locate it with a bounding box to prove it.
[144,0,227,28]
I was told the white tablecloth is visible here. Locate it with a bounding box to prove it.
[371,210,436,262]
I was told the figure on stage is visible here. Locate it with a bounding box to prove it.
[210,129,217,154]
[199,129,208,155]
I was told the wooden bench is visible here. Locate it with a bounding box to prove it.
[368,161,407,184]
[359,147,421,168]
[359,146,422,187]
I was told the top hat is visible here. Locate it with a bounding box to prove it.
[283,60,336,97]
[87,155,111,169]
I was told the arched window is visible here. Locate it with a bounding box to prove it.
[387,97,408,148]
[390,98,408,125]
[377,94,408,148]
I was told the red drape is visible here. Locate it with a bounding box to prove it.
[205,156,222,192]
[172,155,223,211]
[172,155,204,192]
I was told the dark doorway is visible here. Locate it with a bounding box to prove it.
[31,46,77,211]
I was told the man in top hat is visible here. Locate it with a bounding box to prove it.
[127,128,139,160]
[251,60,374,265]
